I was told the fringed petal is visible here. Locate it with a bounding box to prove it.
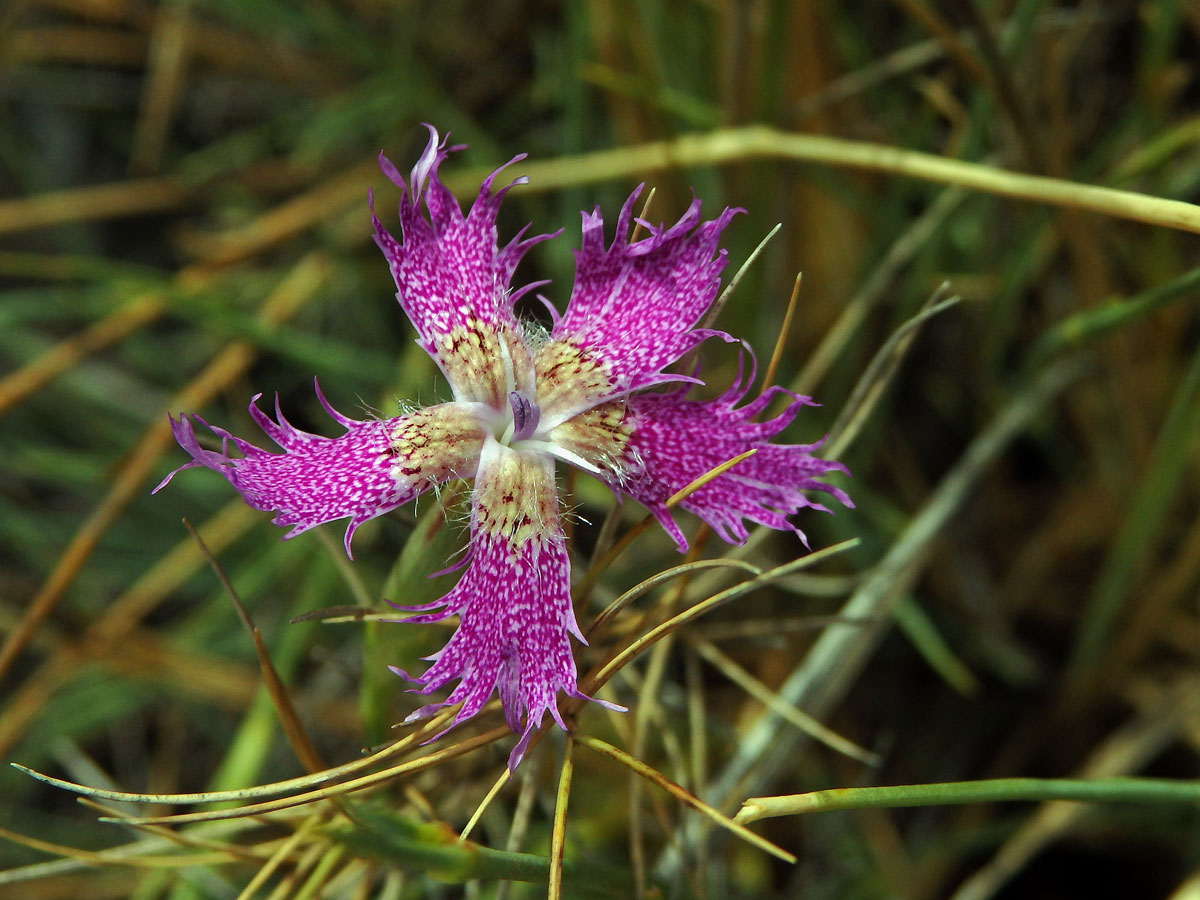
[155,386,486,558]
[156,129,848,774]
[607,362,852,551]
[539,188,742,420]
[393,438,601,770]
[371,125,555,408]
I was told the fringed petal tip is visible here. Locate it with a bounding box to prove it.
[153,417,197,494]
[390,674,624,773]
[505,698,569,772]
[568,686,626,716]
[580,185,742,260]
[627,193,744,259]
[376,124,464,199]
[389,664,415,682]
[382,464,622,769]
[375,127,549,242]
[506,688,627,772]
[159,387,463,560]
[370,128,556,406]
[556,189,744,395]
[617,364,853,552]
[153,412,245,495]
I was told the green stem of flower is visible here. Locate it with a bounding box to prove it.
[736,776,1200,824]
[504,125,1200,234]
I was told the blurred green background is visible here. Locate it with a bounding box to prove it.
[2,1,1200,897]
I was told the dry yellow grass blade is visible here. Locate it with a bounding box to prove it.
[234,814,330,900]
[548,732,576,900]
[0,808,284,891]
[583,539,860,694]
[574,448,758,600]
[77,798,271,863]
[0,294,165,417]
[701,222,781,331]
[628,186,656,242]
[528,127,1200,233]
[689,637,879,765]
[263,837,335,900]
[826,286,962,458]
[13,705,462,807]
[178,160,379,264]
[167,123,1200,279]
[93,726,511,826]
[185,521,327,775]
[129,0,191,174]
[792,184,965,396]
[585,558,761,641]
[458,768,512,843]
[761,272,802,391]
[0,261,218,419]
[279,842,347,900]
[577,734,796,864]
[627,588,706,898]
[0,499,259,759]
[8,24,148,66]
[0,177,191,234]
[0,825,238,869]
[0,253,331,684]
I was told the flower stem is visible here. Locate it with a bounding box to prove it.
[549,733,576,900]
[517,125,1200,234]
[736,776,1200,824]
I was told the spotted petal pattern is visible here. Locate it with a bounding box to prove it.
[155,382,486,557]
[371,125,554,406]
[548,188,741,410]
[615,363,853,551]
[390,438,591,769]
[159,126,850,768]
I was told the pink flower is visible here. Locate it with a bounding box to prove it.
[156,126,851,768]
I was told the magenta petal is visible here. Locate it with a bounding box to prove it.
[157,128,853,774]
[399,526,580,745]
[393,440,591,766]
[552,187,742,395]
[371,127,555,405]
[156,390,487,558]
[615,365,852,550]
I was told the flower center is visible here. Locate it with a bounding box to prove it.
[501,389,541,445]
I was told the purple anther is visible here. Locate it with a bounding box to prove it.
[508,390,540,441]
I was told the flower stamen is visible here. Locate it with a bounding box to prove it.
[507,390,541,443]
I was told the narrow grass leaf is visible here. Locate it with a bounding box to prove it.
[737,776,1200,824]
